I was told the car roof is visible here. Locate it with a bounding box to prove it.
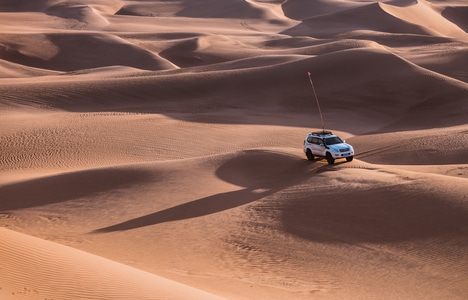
[307,131,336,138]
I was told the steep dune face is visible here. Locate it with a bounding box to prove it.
[442,5,468,32]
[379,0,468,40]
[1,0,467,299]
[284,2,431,38]
[283,0,468,50]
[45,3,111,28]
[0,34,60,67]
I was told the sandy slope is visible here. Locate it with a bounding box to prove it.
[0,0,467,299]
[1,150,467,299]
[0,227,223,300]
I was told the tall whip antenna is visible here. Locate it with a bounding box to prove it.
[307,71,325,132]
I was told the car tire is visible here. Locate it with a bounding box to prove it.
[306,149,314,161]
[326,153,335,165]
[346,156,353,162]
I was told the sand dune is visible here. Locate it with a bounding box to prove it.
[1,0,467,299]
[0,32,175,71]
[350,125,468,164]
[0,227,223,300]
[1,149,467,299]
[285,0,468,42]
[118,0,269,19]
[285,2,430,38]
[379,0,468,40]
[0,59,60,78]
[0,47,465,129]
[45,3,111,28]
[442,5,468,32]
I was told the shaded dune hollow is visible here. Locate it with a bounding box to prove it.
[0,0,467,300]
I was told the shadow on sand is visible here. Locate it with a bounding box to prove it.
[92,150,319,233]
[0,168,153,211]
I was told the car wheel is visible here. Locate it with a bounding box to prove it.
[346,156,353,162]
[326,153,335,165]
[306,149,314,161]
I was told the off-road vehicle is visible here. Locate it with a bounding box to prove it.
[303,131,354,165]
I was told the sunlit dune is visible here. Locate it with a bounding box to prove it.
[1,0,467,299]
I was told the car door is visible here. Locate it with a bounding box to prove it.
[311,137,325,156]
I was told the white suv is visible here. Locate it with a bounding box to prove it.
[303,131,354,165]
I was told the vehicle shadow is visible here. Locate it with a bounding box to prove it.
[92,187,275,233]
[92,150,319,233]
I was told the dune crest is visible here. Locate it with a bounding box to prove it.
[45,3,110,29]
[380,0,468,40]
[1,0,467,299]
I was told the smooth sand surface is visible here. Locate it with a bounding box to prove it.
[1,0,467,299]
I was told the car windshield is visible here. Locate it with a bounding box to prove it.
[324,136,343,145]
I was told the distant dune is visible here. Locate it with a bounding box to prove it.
[1,0,467,299]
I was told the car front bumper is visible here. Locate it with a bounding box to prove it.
[331,151,354,159]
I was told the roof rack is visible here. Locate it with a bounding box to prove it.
[310,130,333,136]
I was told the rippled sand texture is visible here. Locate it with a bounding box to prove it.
[1,0,467,299]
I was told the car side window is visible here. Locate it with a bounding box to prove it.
[314,138,322,145]
[307,136,313,143]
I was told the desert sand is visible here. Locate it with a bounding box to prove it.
[0,0,467,299]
